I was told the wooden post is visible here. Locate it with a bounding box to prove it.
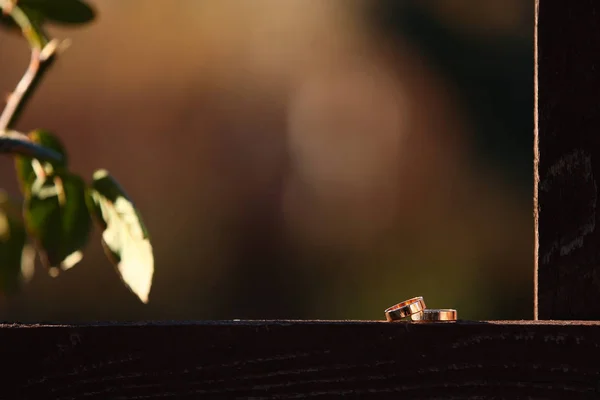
[537,0,600,319]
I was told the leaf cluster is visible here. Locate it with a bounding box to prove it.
[0,0,154,303]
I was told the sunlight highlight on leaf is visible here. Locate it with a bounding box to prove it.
[20,244,36,282]
[88,169,154,303]
[0,212,9,242]
[24,172,92,272]
[61,250,82,271]
[14,129,68,195]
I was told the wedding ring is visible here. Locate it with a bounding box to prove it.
[385,297,426,321]
[411,308,457,322]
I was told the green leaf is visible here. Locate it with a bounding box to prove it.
[28,129,68,167]
[14,129,67,194]
[1,0,95,29]
[0,191,28,294]
[24,172,92,273]
[23,0,94,24]
[87,169,154,303]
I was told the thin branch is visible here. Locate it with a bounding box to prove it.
[0,1,61,132]
[0,0,15,15]
[0,40,59,132]
[2,2,48,50]
[0,130,62,162]
[0,1,67,167]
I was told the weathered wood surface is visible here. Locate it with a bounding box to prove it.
[537,0,600,318]
[2,320,600,399]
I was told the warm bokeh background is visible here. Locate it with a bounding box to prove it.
[0,0,534,321]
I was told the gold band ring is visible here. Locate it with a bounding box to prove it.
[385,297,426,321]
[411,308,457,321]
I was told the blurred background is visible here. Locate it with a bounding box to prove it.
[0,0,534,322]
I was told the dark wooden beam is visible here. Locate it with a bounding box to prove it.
[2,320,600,399]
[537,0,600,318]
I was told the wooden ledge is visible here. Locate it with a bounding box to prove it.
[3,319,600,326]
[2,320,600,399]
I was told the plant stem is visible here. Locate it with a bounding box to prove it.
[3,2,48,50]
[0,130,62,162]
[0,1,58,132]
[0,40,59,132]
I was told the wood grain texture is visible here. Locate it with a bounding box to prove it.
[2,320,600,399]
[537,0,600,319]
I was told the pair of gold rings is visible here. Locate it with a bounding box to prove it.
[384,296,457,322]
